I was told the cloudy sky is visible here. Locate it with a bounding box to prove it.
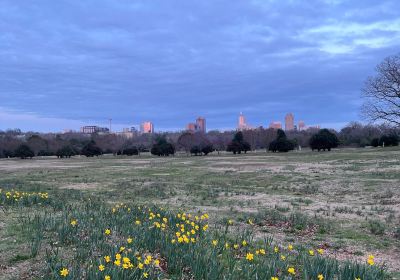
[0,0,399,132]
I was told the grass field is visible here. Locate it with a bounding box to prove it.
[0,147,399,279]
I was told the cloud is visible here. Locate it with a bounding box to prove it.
[0,0,399,131]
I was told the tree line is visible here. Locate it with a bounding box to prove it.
[0,122,398,159]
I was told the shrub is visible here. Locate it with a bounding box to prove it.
[370,138,380,147]
[201,144,213,155]
[81,141,102,157]
[151,138,175,156]
[368,220,386,235]
[309,129,339,151]
[190,146,202,156]
[379,134,399,147]
[56,146,75,158]
[226,132,251,154]
[14,144,34,159]
[268,129,295,152]
[122,147,139,156]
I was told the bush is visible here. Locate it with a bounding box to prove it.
[226,132,251,154]
[122,147,139,156]
[14,144,34,159]
[151,138,175,156]
[56,146,75,158]
[190,146,202,156]
[368,219,386,235]
[370,138,380,147]
[37,150,54,156]
[81,142,102,157]
[268,129,295,152]
[201,145,213,155]
[309,129,339,151]
[379,134,399,147]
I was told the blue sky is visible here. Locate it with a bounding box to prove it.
[0,0,399,132]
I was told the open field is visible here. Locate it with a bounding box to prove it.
[0,147,399,279]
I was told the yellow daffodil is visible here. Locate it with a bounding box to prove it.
[143,272,149,278]
[318,274,324,280]
[104,256,111,263]
[104,229,111,235]
[70,219,77,226]
[271,277,279,280]
[99,264,105,271]
[212,240,218,246]
[309,250,315,256]
[317,248,324,255]
[105,276,111,280]
[127,237,133,244]
[60,268,69,277]
[288,267,295,275]
[246,252,254,261]
[288,244,293,251]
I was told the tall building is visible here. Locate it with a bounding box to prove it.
[196,117,206,133]
[140,121,154,133]
[285,113,295,131]
[298,120,306,131]
[269,121,282,129]
[237,112,253,130]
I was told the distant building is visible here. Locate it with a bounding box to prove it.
[285,113,295,131]
[237,112,252,130]
[186,123,198,132]
[185,117,206,133]
[140,121,154,133]
[269,121,282,129]
[81,126,109,134]
[298,120,306,131]
[196,117,206,133]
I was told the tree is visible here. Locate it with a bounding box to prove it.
[151,138,175,156]
[190,146,202,156]
[268,129,295,152]
[309,129,339,151]
[14,144,34,159]
[379,134,399,147]
[56,146,75,158]
[371,138,380,147]
[226,131,251,154]
[122,147,139,156]
[201,144,213,155]
[362,54,400,126]
[81,141,102,157]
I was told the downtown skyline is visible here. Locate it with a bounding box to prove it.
[1,1,400,132]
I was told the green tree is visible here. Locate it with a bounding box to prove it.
[268,129,295,152]
[14,144,34,159]
[81,141,103,157]
[151,137,175,156]
[226,132,251,154]
[309,129,339,151]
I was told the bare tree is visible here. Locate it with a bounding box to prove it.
[362,54,400,126]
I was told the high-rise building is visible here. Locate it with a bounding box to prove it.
[140,121,154,133]
[237,112,253,130]
[269,121,282,129]
[196,117,206,133]
[285,113,295,131]
[238,112,246,130]
[298,120,306,131]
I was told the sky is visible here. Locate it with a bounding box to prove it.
[0,0,399,132]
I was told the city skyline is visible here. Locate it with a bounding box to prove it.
[1,1,399,132]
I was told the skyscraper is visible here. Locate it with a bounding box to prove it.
[140,121,154,133]
[285,113,294,131]
[238,112,246,130]
[196,117,206,133]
